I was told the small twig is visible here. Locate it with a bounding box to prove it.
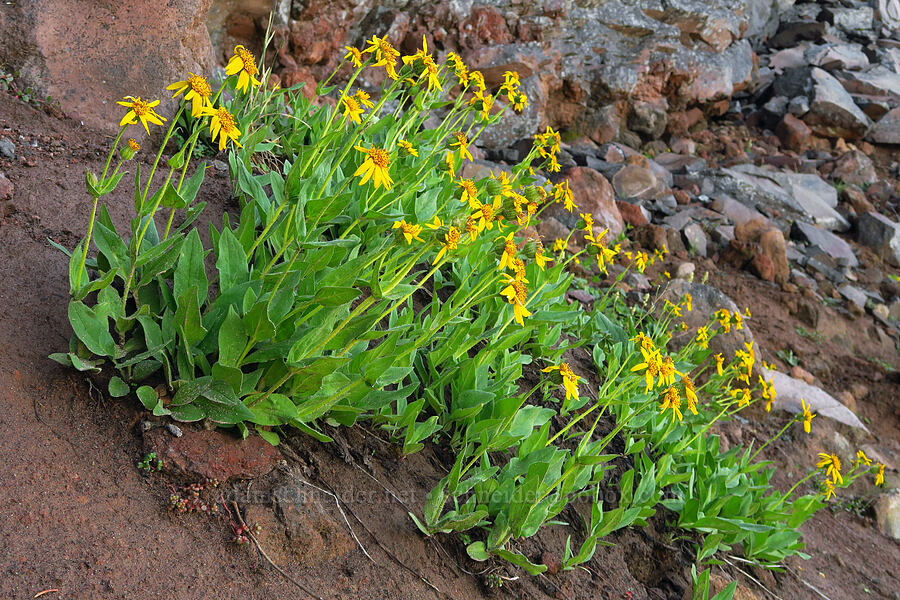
[33,590,59,598]
[295,478,375,563]
[351,461,414,513]
[784,566,835,600]
[721,557,784,600]
[231,502,323,600]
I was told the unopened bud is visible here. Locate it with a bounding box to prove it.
[485,177,503,196]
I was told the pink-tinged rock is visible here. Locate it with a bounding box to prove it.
[750,252,775,282]
[611,164,665,201]
[144,428,281,481]
[554,167,624,238]
[760,229,790,286]
[0,173,12,201]
[775,114,811,151]
[616,201,649,227]
[1,0,215,133]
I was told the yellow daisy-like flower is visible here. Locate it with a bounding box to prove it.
[469,70,486,91]
[225,45,262,93]
[433,226,460,264]
[665,299,683,317]
[553,181,576,212]
[443,151,456,180]
[715,353,724,376]
[695,326,710,349]
[580,212,594,233]
[822,478,836,501]
[498,231,517,272]
[535,245,549,270]
[500,274,531,326]
[800,398,816,433]
[451,131,474,162]
[817,453,843,485]
[634,251,649,273]
[117,96,166,134]
[631,347,662,393]
[354,89,375,109]
[552,238,566,253]
[458,178,478,208]
[510,258,528,283]
[127,138,140,152]
[716,309,732,333]
[542,362,581,402]
[472,196,502,232]
[682,293,692,312]
[397,139,418,157]
[364,35,401,79]
[512,91,528,113]
[855,450,872,467]
[660,386,683,422]
[659,356,678,388]
[198,105,242,151]
[632,332,655,354]
[683,375,698,415]
[392,219,424,245]
[470,89,493,121]
[734,312,744,331]
[731,388,751,408]
[875,463,885,486]
[341,94,365,125]
[344,46,364,68]
[464,217,479,242]
[353,145,393,190]
[167,73,213,118]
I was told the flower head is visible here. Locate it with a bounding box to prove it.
[458,178,478,208]
[500,274,531,326]
[855,450,872,467]
[167,73,213,118]
[341,94,365,125]
[392,219,424,245]
[353,145,393,190]
[433,226,460,264]
[225,45,262,93]
[715,353,724,376]
[631,348,662,393]
[543,362,581,402]
[199,105,242,151]
[817,452,843,485]
[875,463,885,486]
[451,131,473,162]
[683,375,698,415]
[660,387,683,422]
[344,46,364,68]
[800,398,816,433]
[117,96,166,134]
[397,139,418,157]
[498,231,517,272]
[822,478,836,501]
[695,326,710,349]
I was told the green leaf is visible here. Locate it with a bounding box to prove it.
[73,267,117,301]
[215,227,249,290]
[218,306,248,367]
[136,385,160,410]
[255,425,280,446]
[175,286,208,346]
[108,376,130,398]
[494,549,548,575]
[68,300,116,357]
[313,286,360,306]
[173,229,208,307]
[169,376,254,424]
[466,541,490,561]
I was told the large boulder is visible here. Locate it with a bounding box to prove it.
[804,67,872,139]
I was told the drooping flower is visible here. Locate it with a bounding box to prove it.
[855,450,872,467]
[511,258,527,282]
[353,145,393,190]
[535,244,549,270]
[451,131,474,162]
[458,178,478,208]
[875,463,885,486]
[344,46,364,68]
[167,73,213,117]
[683,375,699,415]
[341,94,365,124]
[433,226,460,264]
[817,452,843,485]
[498,231,517,272]
[695,326,710,349]
[659,356,678,388]
[715,353,724,376]
[199,105,242,151]
[801,398,816,433]
[552,238,566,253]
[543,362,581,402]
[631,348,662,393]
[225,45,262,93]
[117,96,166,134]
[512,91,528,113]
[397,139,418,157]
[682,293,692,312]
[354,89,375,109]
[731,388,751,408]
[660,387,683,422]
[632,332,655,354]
[472,197,502,232]
[553,181,576,212]
[500,274,531,326]
[392,219,424,245]
[665,299,683,317]
[364,35,401,79]
[822,478,836,501]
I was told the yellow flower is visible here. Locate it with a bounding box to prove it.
[552,181,576,212]
[127,138,140,152]
[353,145,393,190]
[397,139,418,157]
[875,463,885,486]
[631,348,662,393]
[500,274,531,326]
[716,309,732,333]
[855,450,872,467]
[665,299,683,317]
[451,131,474,162]
[682,293,692,312]
[734,312,744,331]
[579,212,594,233]
[511,258,527,282]
[469,70,486,91]
[660,387,683,422]
[695,326,710,349]
[731,388,751,407]
[364,34,400,64]
[817,452,843,485]
[542,362,581,402]
[434,226,460,264]
[800,398,816,433]
[341,94,365,124]
[166,73,213,118]
[512,92,528,113]
[659,356,678,388]
[117,96,166,134]
[443,151,456,180]
[458,178,478,208]
[552,238,566,253]
[225,45,262,93]
[354,89,375,109]
[822,478,836,501]
[470,89,493,121]
[392,219,424,244]
[447,52,469,85]
[634,251,649,273]
[744,307,752,318]
[498,231,517,272]
[472,197,502,232]
[464,217,478,242]
[344,46,364,67]
[683,375,698,415]
[535,245,549,270]
[199,105,242,151]
[632,332,655,354]
[715,353,724,376]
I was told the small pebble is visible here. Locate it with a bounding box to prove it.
[0,137,15,159]
[166,423,183,437]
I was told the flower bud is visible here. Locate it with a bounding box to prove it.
[523,186,542,203]
[520,240,538,260]
[485,177,503,196]
[119,138,139,161]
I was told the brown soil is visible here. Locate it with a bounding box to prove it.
[1,93,899,600]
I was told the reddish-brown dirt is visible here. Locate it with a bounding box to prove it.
[1,92,898,600]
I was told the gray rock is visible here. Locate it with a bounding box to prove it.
[764,95,789,116]
[710,164,849,231]
[788,95,810,116]
[765,367,869,431]
[880,0,900,32]
[628,101,668,139]
[857,211,900,266]
[791,221,858,267]
[806,254,847,284]
[867,107,900,144]
[875,491,900,541]
[675,261,695,280]
[663,211,693,232]
[683,222,708,257]
[710,193,771,227]
[652,152,707,174]
[889,298,900,321]
[711,224,735,246]
[773,66,814,98]
[769,46,809,71]
[0,137,14,159]
[625,272,651,291]
[837,65,900,97]
[805,43,869,71]
[805,67,873,139]
[838,284,869,310]
[826,6,874,35]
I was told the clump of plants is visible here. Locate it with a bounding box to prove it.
[52,27,886,592]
